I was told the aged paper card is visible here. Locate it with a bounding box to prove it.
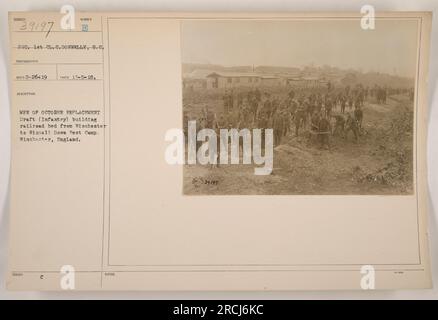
[7,11,432,290]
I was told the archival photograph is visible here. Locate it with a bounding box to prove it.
[181,18,418,195]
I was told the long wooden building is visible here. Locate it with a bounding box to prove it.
[183,69,327,90]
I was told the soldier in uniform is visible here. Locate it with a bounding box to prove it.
[273,110,285,146]
[358,90,364,107]
[228,89,235,111]
[254,87,261,102]
[226,109,237,129]
[315,95,323,114]
[354,105,363,129]
[348,95,354,110]
[271,97,280,119]
[183,112,189,141]
[246,89,254,104]
[281,107,292,138]
[325,98,333,118]
[345,85,351,97]
[214,113,226,133]
[332,114,346,137]
[311,111,321,132]
[382,87,387,104]
[223,90,230,113]
[305,97,314,126]
[355,94,362,110]
[340,94,346,114]
[318,114,331,150]
[214,114,228,167]
[294,101,307,137]
[237,103,250,129]
[285,98,297,135]
[257,108,269,149]
[262,93,272,118]
[203,105,215,129]
[237,91,244,108]
[345,113,359,142]
[249,95,259,123]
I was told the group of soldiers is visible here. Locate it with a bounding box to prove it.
[185,83,399,151]
[372,86,387,104]
[221,85,367,148]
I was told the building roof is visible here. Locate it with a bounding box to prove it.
[302,76,320,81]
[183,69,216,79]
[184,69,321,82]
[277,73,302,79]
[206,71,262,78]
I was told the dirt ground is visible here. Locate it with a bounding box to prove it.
[183,93,414,195]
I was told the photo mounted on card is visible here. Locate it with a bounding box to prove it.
[7,11,432,290]
[180,17,418,195]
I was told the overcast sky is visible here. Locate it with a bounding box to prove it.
[181,19,419,78]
